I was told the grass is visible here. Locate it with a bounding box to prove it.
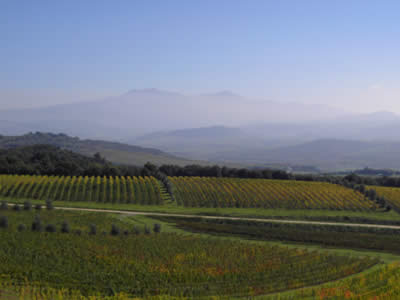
[0,208,161,235]
[99,148,210,167]
[152,216,400,264]
[3,197,400,224]
[114,214,181,234]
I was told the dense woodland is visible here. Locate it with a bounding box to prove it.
[0,132,165,156]
[0,145,144,176]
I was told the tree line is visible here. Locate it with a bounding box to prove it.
[2,144,400,189]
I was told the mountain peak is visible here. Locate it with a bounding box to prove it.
[367,111,398,119]
[354,111,399,122]
[122,88,182,97]
[203,90,242,98]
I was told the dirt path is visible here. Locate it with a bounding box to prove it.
[52,205,400,230]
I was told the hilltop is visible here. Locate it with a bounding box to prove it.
[0,132,204,167]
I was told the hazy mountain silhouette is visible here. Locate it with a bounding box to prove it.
[0,89,349,139]
[1,89,400,171]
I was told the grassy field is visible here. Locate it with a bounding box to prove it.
[3,197,400,225]
[159,216,400,256]
[98,148,209,167]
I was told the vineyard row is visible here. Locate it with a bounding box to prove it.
[0,175,165,205]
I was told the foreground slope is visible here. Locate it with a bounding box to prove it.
[275,262,400,299]
[0,209,378,298]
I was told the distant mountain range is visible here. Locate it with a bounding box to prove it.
[242,111,400,141]
[0,88,349,139]
[219,139,400,171]
[134,126,269,160]
[134,115,400,171]
[1,89,400,172]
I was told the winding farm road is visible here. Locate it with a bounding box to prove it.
[51,206,400,230]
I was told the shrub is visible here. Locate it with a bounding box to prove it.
[144,226,151,235]
[61,221,70,233]
[111,224,120,236]
[35,204,42,210]
[133,225,141,235]
[46,200,54,210]
[45,224,56,233]
[23,201,32,211]
[13,204,21,211]
[153,223,162,233]
[0,216,8,229]
[0,201,8,210]
[89,224,97,235]
[368,189,377,201]
[31,216,43,232]
[17,224,26,232]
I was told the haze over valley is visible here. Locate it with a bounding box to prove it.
[0,88,399,171]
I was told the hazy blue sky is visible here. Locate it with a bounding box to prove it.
[1,1,399,112]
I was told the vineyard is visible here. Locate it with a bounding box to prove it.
[0,210,379,298]
[368,185,400,212]
[0,174,165,205]
[0,175,393,213]
[170,177,378,210]
[277,262,400,299]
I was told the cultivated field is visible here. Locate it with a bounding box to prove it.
[170,177,377,210]
[1,175,400,299]
[368,185,400,212]
[0,209,379,299]
[0,175,381,212]
[0,174,165,205]
[277,262,400,299]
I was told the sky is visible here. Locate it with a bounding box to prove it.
[1,0,400,112]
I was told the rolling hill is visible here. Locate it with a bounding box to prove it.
[209,139,400,172]
[135,126,273,160]
[0,132,206,167]
[133,112,400,172]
